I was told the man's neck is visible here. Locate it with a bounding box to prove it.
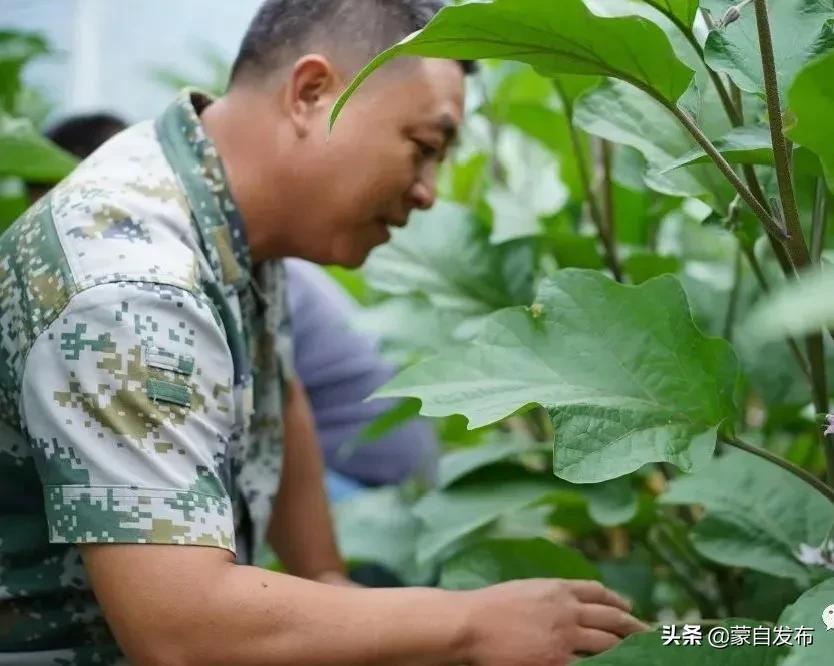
[200,92,295,265]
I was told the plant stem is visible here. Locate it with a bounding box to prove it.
[595,138,623,280]
[723,245,743,340]
[558,83,624,282]
[666,102,788,241]
[812,178,828,263]
[755,0,834,479]
[721,434,834,503]
[740,245,812,380]
[754,0,810,269]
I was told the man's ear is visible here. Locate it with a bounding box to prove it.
[286,55,343,137]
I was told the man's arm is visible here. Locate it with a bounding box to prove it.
[80,544,469,666]
[267,376,346,581]
[80,542,645,666]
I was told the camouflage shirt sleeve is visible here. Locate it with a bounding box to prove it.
[20,281,237,553]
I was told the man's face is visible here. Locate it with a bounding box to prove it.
[301,58,465,267]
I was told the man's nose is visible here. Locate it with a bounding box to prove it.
[409,177,437,211]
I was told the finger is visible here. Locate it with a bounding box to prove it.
[572,627,621,654]
[563,580,632,611]
[579,603,650,637]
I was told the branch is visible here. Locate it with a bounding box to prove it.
[740,245,811,381]
[754,0,810,268]
[721,434,834,503]
[667,103,788,241]
[723,245,743,340]
[557,81,624,282]
[812,178,829,263]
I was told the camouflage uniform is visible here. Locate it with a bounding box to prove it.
[0,90,294,664]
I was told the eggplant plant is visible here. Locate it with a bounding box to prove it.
[331,1,834,662]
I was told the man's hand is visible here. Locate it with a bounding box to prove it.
[461,578,648,665]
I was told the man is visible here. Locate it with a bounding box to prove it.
[0,1,646,664]
[31,113,442,498]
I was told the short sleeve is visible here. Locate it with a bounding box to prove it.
[20,281,238,553]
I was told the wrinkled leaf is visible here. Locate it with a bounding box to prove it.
[376,269,738,483]
[661,451,834,584]
[439,538,600,590]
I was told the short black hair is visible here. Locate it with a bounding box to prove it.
[230,0,474,85]
[45,113,127,159]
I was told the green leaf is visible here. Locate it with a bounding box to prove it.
[376,269,738,483]
[0,114,77,182]
[413,466,559,565]
[663,124,822,176]
[339,398,422,459]
[439,538,600,590]
[438,437,546,489]
[642,0,700,27]
[788,49,834,192]
[703,0,834,107]
[741,265,834,345]
[334,487,430,584]
[574,80,734,205]
[0,31,49,113]
[330,0,694,127]
[623,252,681,284]
[363,202,527,317]
[486,127,568,244]
[583,478,639,527]
[661,451,834,584]
[577,619,787,665]
[777,577,834,665]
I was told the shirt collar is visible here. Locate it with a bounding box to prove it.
[155,88,253,290]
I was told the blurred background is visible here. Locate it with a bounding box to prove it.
[4,0,260,123]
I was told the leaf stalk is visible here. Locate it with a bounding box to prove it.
[720,434,834,503]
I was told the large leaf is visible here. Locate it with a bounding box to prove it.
[331,0,695,126]
[777,577,834,665]
[788,49,834,191]
[362,201,528,317]
[703,0,834,106]
[661,451,834,584]
[0,114,77,182]
[574,79,734,205]
[578,619,786,665]
[412,466,559,565]
[439,538,600,590]
[376,269,739,483]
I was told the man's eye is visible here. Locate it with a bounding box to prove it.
[414,140,440,159]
